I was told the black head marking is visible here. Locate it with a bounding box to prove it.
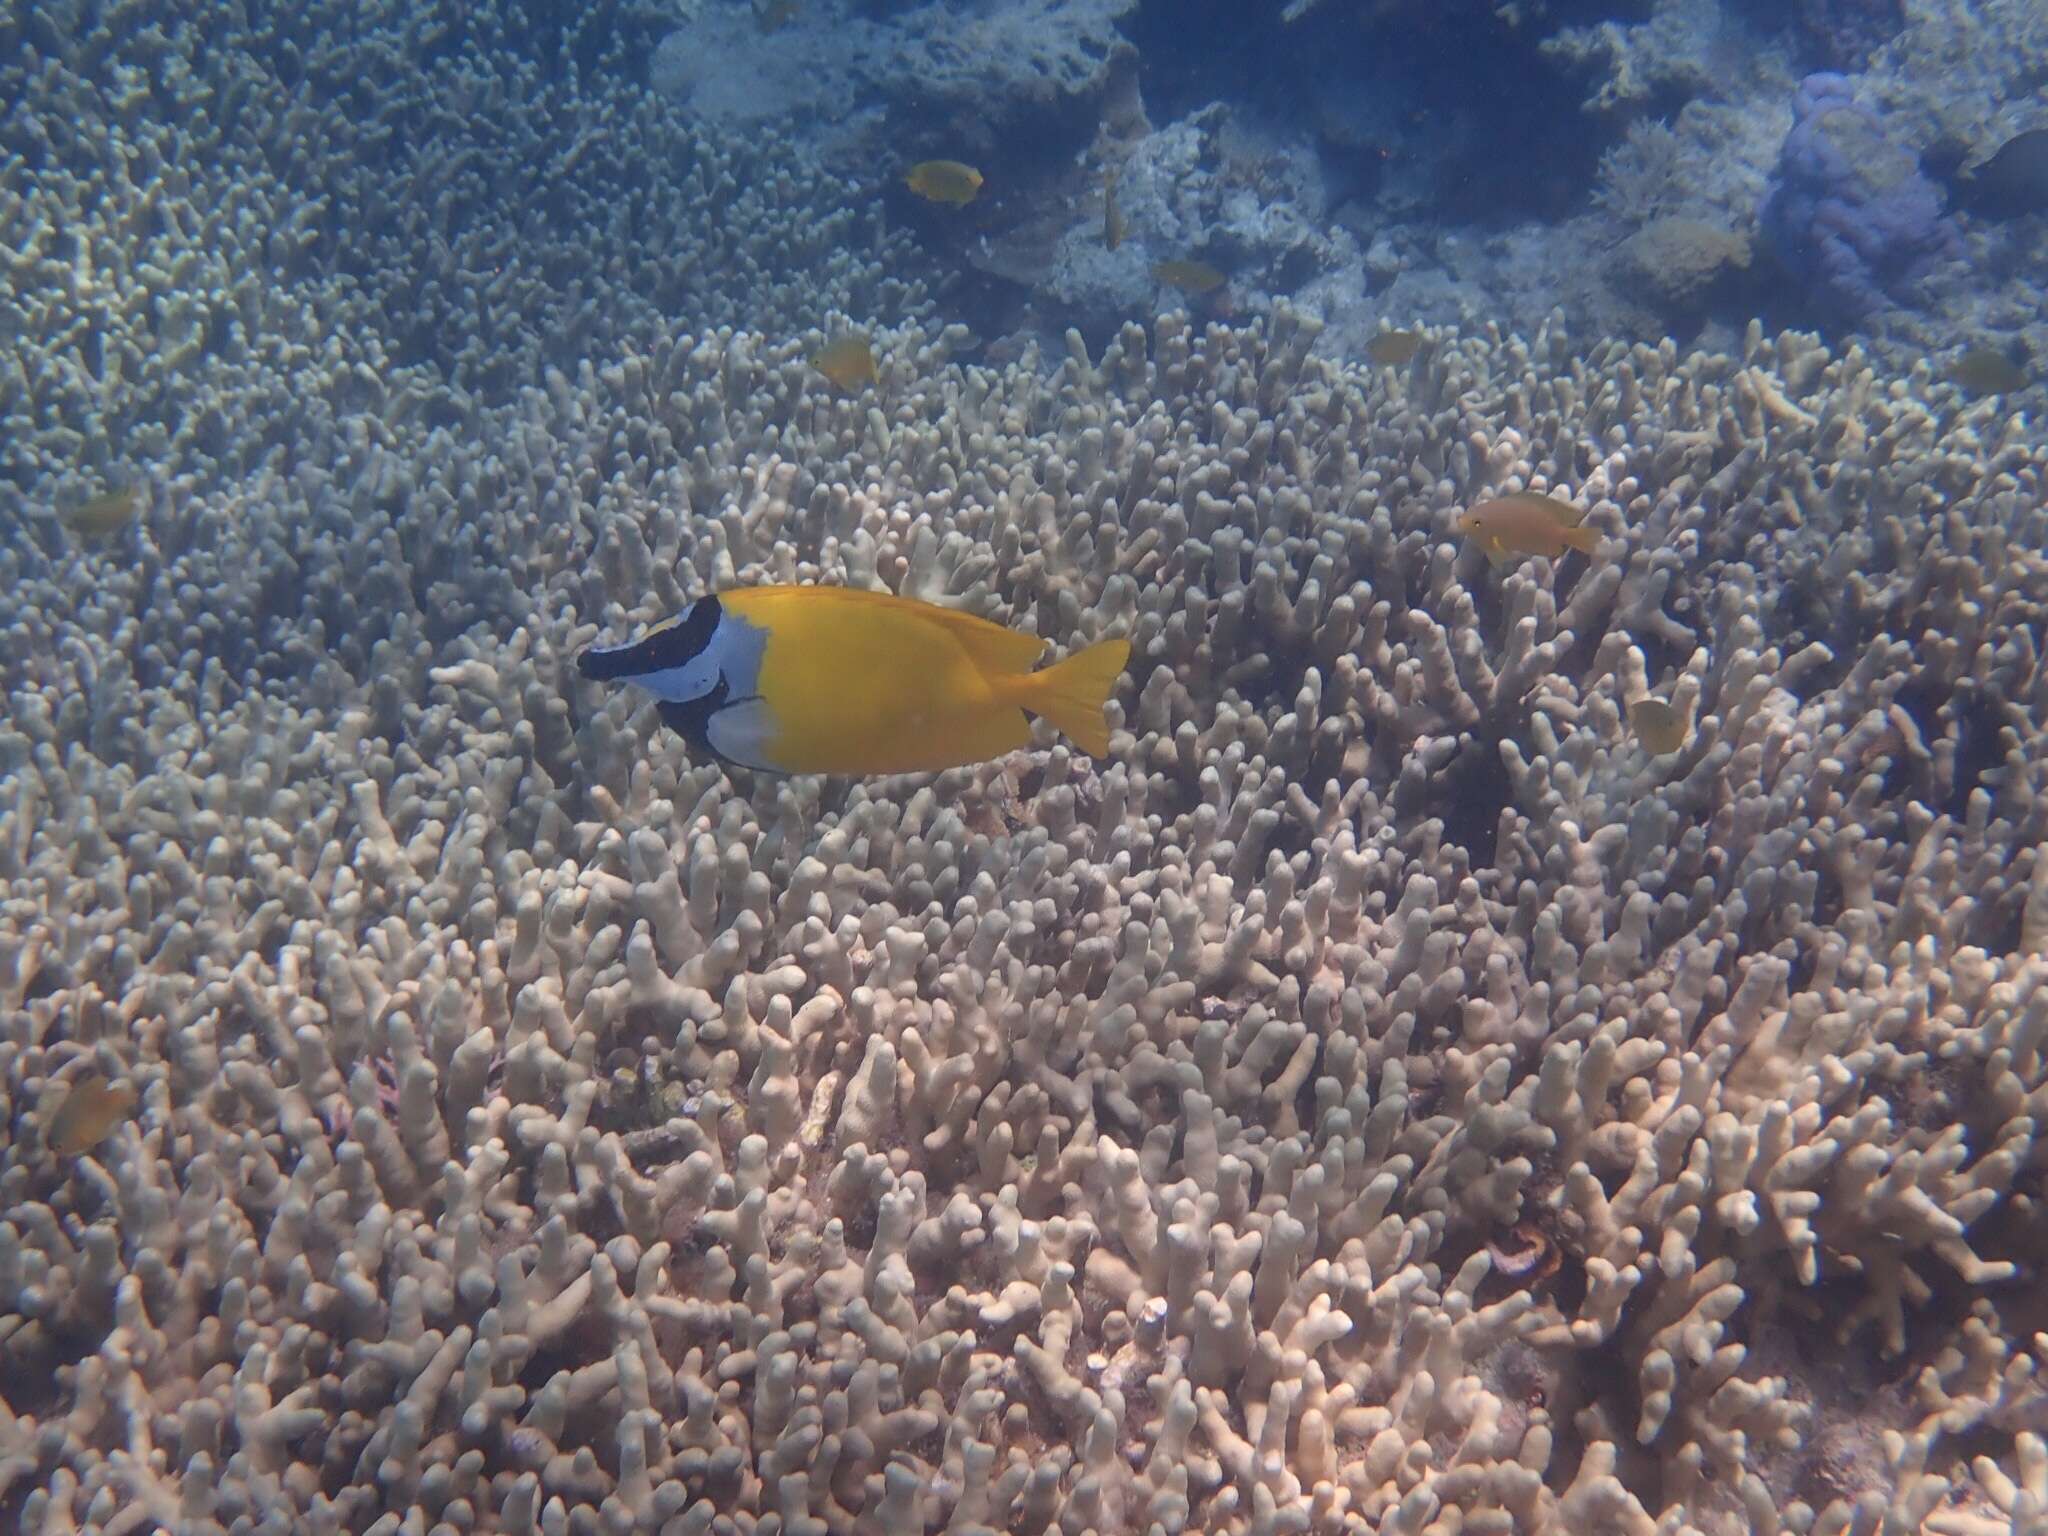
[577,595,724,682]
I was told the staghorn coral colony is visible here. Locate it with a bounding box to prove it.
[7,4,2048,1536]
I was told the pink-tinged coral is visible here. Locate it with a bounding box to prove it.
[8,4,2048,1536]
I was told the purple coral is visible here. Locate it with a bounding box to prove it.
[1761,72,1958,319]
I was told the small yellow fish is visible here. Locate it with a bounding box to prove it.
[47,1071,138,1156]
[1627,697,1689,754]
[1152,259,1226,294]
[1103,168,1125,252]
[810,334,878,392]
[905,160,984,207]
[1950,348,2027,396]
[1457,492,1598,566]
[578,586,1131,776]
[61,485,141,539]
[1367,330,1422,366]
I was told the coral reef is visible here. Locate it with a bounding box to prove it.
[1861,0,2048,168]
[1605,217,1753,315]
[1760,73,1959,321]
[651,0,1136,164]
[0,0,930,504]
[1785,0,1909,72]
[1035,107,1363,340]
[1594,101,1792,239]
[12,259,2048,1536]
[1541,0,1758,116]
[9,3,2048,1536]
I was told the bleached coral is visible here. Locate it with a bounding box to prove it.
[1861,0,2048,163]
[1044,107,1361,333]
[651,0,1135,159]
[0,0,929,504]
[1541,0,1771,116]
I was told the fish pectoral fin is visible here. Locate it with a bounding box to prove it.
[704,697,788,775]
[1483,535,1514,569]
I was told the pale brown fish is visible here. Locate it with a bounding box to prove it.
[1103,168,1125,252]
[1367,329,1422,366]
[905,160,984,207]
[47,1071,138,1156]
[1457,492,1598,565]
[1627,697,1689,754]
[1152,258,1226,294]
[810,334,878,392]
[1950,348,2027,396]
[60,485,141,539]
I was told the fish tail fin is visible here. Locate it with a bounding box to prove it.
[1021,637,1131,757]
[1559,524,1600,555]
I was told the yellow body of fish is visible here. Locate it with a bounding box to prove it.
[1627,697,1688,754]
[579,585,1132,777]
[1368,330,1422,365]
[1951,348,2027,396]
[1153,259,1225,294]
[62,486,141,538]
[811,335,877,391]
[47,1072,137,1155]
[1457,492,1598,565]
[906,160,984,206]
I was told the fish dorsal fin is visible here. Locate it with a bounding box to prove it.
[728,585,1049,674]
[1507,490,1586,527]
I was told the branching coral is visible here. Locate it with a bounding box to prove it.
[5,3,2048,1535]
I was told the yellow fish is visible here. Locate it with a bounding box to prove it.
[905,160,984,206]
[810,334,877,392]
[1950,348,2027,396]
[1627,697,1688,754]
[47,1071,137,1156]
[61,485,141,539]
[1367,330,1422,365]
[1152,259,1226,294]
[578,587,1131,776]
[1456,492,1598,566]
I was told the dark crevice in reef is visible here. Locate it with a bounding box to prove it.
[1945,690,2013,818]
[1545,1325,1654,1505]
[1127,0,1628,224]
[1231,634,1321,719]
[1429,733,1514,869]
[1728,0,1907,72]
